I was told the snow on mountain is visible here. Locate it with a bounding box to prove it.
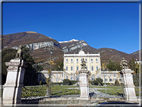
[59,39,79,43]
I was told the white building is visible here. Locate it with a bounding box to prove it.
[63,50,101,80]
[38,50,123,84]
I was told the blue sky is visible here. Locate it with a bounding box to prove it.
[3,3,139,54]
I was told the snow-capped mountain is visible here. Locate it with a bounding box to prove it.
[59,39,79,43]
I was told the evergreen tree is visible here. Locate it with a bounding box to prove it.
[128,57,136,71]
[2,48,17,84]
[106,60,122,71]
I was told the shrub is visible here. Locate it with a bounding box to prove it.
[70,80,78,85]
[52,82,63,86]
[93,80,98,85]
[115,80,119,86]
[93,78,103,85]
[63,79,71,85]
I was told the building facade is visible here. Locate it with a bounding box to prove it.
[63,50,101,81]
[38,50,123,84]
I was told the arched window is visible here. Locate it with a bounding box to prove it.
[76,59,79,63]
[66,59,68,63]
[96,58,98,63]
[71,66,73,71]
[66,66,68,71]
[91,66,94,71]
[76,66,79,71]
[71,59,73,63]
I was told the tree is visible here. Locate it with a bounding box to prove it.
[2,48,17,84]
[93,78,103,85]
[53,58,63,71]
[22,45,35,70]
[21,45,39,85]
[128,57,136,71]
[135,62,139,74]
[115,79,119,86]
[106,60,122,71]
[63,79,71,85]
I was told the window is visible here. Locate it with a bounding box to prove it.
[56,78,58,82]
[110,74,111,77]
[71,66,73,71]
[91,66,94,71]
[76,59,78,63]
[119,79,122,81]
[71,59,73,63]
[70,76,73,80]
[97,76,99,78]
[109,78,112,81]
[91,75,95,81]
[86,66,87,69]
[96,58,98,63]
[66,76,68,79]
[85,59,87,62]
[62,74,63,77]
[56,74,58,77]
[114,74,116,77]
[62,78,63,81]
[66,66,68,71]
[51,78,53,82]
[77,66,79,71]
[96,66,98,71]
[81,58,83,62]
[66,59,68,63]
[105,79,107,81]
[91,59,93,63]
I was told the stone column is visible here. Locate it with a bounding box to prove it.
[121,69,138,102]
[78,69,90,100]
[3,59,26,105]
[78,58,90,100]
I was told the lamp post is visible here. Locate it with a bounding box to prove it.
[48,47,53,97]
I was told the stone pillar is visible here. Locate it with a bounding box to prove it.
[78,68,90,100]
[121,69,138,102]
[3,59,26,105]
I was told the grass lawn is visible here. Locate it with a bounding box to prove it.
[20,85,141,98]
[22,85,80,97]
[90,85,140,96]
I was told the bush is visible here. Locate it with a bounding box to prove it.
[70,80,78,85]
[90,81,94,85]
[93,78,103,85]
[115,80,119,86]
[52,82,63,86]
[63,79,71,85]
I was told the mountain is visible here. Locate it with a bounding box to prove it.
[2,31,140,65]
[3,31,59,47]
[130,50,141,60]
[59,39,140,64]
[3,31,63,63]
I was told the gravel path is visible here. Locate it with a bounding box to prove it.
[66,87,123,98]
[89,88,123,98]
